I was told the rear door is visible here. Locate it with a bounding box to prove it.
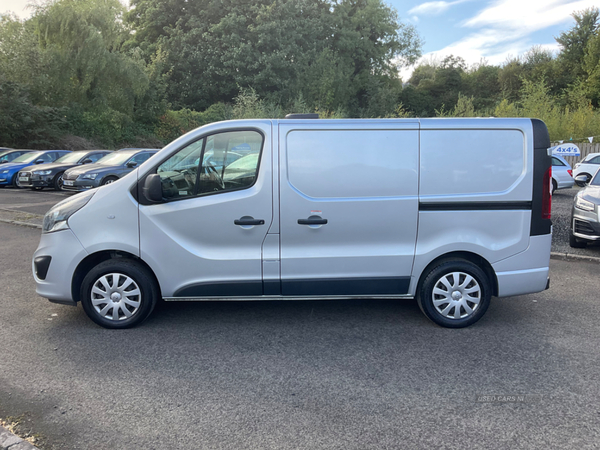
[278,121,420,296]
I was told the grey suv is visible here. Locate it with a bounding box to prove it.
[62,149,158,192]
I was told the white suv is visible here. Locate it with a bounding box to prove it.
[573,153,600,183]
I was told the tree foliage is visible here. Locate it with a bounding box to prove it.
[126,0,421,115]
[2,0,600,147]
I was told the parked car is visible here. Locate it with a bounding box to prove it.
[17,150,112,191]
[0,150,70,188]
[551,154,574,193]
[61,149,159,191]
[573,152,600,184]
[0,149,35,165]
[33,118,552,329]
[570,168,600,247]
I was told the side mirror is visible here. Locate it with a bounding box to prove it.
[575,175,589,187]
[126,161,138,168]
[81,158,93,164]
[142,174,162,202]
[35,159,45,164]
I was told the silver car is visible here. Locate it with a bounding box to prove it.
[570,168,600,247]
[551,154,574,193]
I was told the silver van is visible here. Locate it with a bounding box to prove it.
[32,117,552,329]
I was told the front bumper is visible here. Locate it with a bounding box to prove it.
[33,228,88,305]
[571,206,600,241]
[16,173,54,188]
[61,179,100,192]
[0,174,15,185]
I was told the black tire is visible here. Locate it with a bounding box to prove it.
[417,260,491,328]
[581,173,592,184]
[80,259,160,329]
[552,179,557,194]
[569,231,587,248]
[101,176,118,186]
[53,171,64,190]
[11,174,21,188]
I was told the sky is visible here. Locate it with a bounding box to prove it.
[1,0,598,79]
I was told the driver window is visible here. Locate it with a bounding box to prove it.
[198,131,263,195]
[156,130,263,201]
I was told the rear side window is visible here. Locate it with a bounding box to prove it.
[420,129,525,196]
[285,130,419,198]
[551,157,565,166]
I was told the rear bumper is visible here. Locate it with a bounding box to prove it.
[492,233,551,297]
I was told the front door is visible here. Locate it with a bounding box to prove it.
[278,121,420,296]
[139,125,273,298]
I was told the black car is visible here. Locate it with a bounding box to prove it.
[17,150,112,190]
[0,149,35,165]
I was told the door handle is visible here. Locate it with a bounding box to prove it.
[298,215,328,225]
[234,216,265,226]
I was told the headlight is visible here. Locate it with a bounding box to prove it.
[33,170,52,175]
[1,170,8,174]
[42,190,96,233]
[80,173,98,180]
[575,196,595,212]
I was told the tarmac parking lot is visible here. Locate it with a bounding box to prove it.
[1,186,600,449]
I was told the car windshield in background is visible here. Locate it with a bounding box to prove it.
[54,152,86,164]
[96,152,137,166]
[590,171,600,186]
[12,151,43,163]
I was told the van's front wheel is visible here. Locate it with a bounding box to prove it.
[80,259,159,329]
[417,260,491,328]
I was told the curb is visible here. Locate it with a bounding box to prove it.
[0,426,39,450]
[0,219,42,230]
[550,251,600,263]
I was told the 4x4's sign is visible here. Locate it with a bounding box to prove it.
[550,144,580,156]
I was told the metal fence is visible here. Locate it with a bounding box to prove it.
[552,142,600,167]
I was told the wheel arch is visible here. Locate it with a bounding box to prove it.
[71,250,160,303]
[100,175,118,185]
[415,251,498,298]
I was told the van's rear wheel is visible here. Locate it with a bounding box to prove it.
[80,259,159,329]
[417,260,491,328]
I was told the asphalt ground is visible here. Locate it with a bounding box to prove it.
[0,186,600,449]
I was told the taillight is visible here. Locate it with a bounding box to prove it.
[568,169,573,177]
[542,167,551,219]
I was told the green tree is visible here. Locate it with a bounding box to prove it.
[32,0,150,115]
[127,0,421,115]
[556,7,599,85]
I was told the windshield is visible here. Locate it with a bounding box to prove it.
[590,170,600,186]
[12,151,44,163]
[96,152,137,166]
[54,152,86,164]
